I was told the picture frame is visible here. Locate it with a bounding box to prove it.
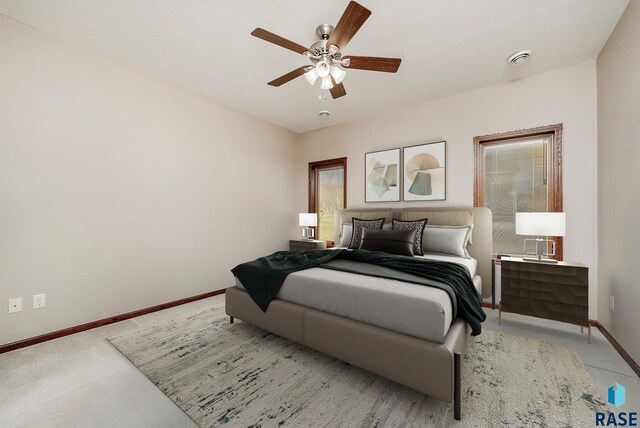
[365,148,401,202]
[403,141,446,201]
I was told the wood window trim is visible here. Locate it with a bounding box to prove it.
[308,157,347,245]
[473,124,563,260]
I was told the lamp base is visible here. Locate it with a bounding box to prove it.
[523,238,557,263]
[301,227,315,240]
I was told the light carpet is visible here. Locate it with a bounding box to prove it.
[109,302,607,427]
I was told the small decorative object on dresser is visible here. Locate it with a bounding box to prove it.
[499,257,590,343]
[289,239,327,252]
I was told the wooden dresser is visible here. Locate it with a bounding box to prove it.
[289,239,327,252]
[500,257,590,342]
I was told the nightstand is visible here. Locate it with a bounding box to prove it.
[499,257,590,343]
[289,239,327,252]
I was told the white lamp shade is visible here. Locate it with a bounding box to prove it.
[304,68,318,86]
[320,75,334,90]
[330,66,346,84]
[516,212,566,236]
[299,213,317,227]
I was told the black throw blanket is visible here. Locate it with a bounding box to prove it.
[231,249,486,336]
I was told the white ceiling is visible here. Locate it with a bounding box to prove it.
[0,0,629,133]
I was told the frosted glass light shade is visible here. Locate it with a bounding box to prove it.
[320,75,334,90]
[299,213,317,227]
[304,68,318,85]
[315,60,331,77]
[330,66,346,84]
[516,212,566,236]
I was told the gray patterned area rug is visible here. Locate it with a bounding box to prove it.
[109,302,607,427]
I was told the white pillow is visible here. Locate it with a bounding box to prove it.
[340,223,353,247]
[422,225,473,258]
[340,223,391,247]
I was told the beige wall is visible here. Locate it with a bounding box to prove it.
[0,16,298,346]
[297,61,599,317]
[1,9,619,348]
[597,0,640,362]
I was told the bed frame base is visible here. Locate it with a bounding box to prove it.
[225,287,469,421]
[454,352,461,420]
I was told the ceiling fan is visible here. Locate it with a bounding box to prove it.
[251,1,401,99]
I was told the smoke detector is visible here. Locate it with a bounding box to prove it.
[318,110,331,117]
[508,50,532,66]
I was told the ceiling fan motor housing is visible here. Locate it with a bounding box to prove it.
[316,24,334,40]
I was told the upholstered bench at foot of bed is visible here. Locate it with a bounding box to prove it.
[225,286,470,420]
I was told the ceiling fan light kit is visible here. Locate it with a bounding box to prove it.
[320,75,334,90]
[251,1,402,100]
[304,67,319,85]
[330,66,346,84]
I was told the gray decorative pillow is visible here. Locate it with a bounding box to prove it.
[359,229,417,256]
[422,225,473,258]
[392,218,428,256]
[349,217,385,249]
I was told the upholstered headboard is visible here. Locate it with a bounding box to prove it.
[334,207,492,297]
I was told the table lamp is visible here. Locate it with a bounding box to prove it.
[515,212,565,263]
[299,213,317,240]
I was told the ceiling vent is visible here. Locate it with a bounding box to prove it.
[508,50,532,66]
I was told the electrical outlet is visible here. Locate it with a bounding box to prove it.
[33,294,46,309]
[9,298,22,314]
[609,295,615,312]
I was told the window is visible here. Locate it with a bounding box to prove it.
[309,157,347,244]
[474,125,563,259]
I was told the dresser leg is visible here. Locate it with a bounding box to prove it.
[588,325,591,344]
[230,316,234,324]
[498,308,502,325]
[581,325,584,334]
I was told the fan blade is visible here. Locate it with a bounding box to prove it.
[330,78,346,99]
[267,66,308,87]
[327,1,371,49]
[251,28,308,55]
[344,56,401,73]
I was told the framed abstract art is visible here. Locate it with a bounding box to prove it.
[403,141,446,201]
[365,148,401,202]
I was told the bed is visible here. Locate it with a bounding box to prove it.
[226,207,492,421]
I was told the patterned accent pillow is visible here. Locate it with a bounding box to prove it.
[349,217,385,249]
[392,218,428,255]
